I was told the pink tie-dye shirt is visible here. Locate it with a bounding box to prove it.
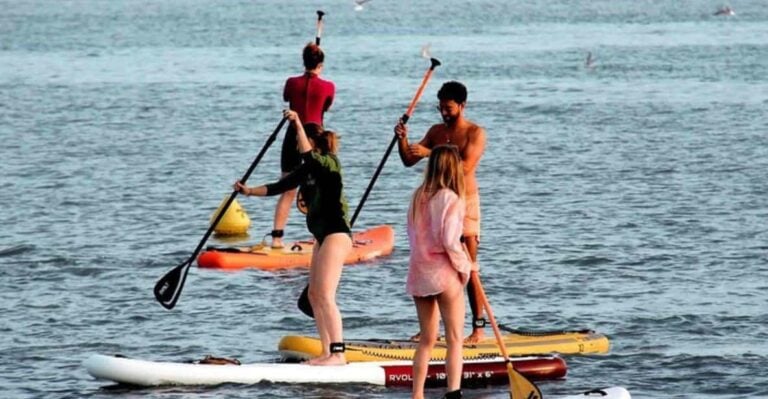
[406,188,471,297]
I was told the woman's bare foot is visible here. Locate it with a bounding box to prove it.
[300,357,318,365]
[307,353,346,366]
[409,331,442,342]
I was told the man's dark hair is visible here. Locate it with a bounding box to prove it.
[303,43,325,70]
[437,81,467,104]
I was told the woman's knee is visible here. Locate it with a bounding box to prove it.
[417,334,438,348]
[308,286,335,308]
[442,323,463,345]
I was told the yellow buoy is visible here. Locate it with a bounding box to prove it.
[210,196,251,236]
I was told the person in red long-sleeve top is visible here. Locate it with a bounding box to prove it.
[270,43,335,248]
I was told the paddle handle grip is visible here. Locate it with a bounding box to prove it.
[315,10,325,45]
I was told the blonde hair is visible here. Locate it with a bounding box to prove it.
[410,145,465,221]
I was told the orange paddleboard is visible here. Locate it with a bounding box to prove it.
[197,225,394,271]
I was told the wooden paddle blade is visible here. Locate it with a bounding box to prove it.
[507,362,543,399]
[153,261,190,310]
[470,271,544,399]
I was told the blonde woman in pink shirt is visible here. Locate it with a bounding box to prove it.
[406,145,472,399]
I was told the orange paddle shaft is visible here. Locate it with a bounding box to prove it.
[401,57,441,123]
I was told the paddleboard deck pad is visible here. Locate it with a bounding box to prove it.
[279,328,610,362]
[197,225,394,270]
[83,353,566,387]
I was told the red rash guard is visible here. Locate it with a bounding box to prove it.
[283,72,335,125]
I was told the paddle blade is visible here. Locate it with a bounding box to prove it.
[297,284,314,318]
[153,261,190,310]
[507,361,543,399]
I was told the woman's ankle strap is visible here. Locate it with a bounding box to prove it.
[329,342,345,353]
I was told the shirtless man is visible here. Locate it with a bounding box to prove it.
[394,81,487,343]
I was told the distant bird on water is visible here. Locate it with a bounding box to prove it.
[354,0,372,11]
[585,51,596,69]
[420,43,432,59]
[714,6,735,16]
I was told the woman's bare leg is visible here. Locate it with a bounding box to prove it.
[271,172,296,248]
[307,232,351,366]
[437,279,466,393]
[412,296,439,399]
[303,244,329,364]
[463,235,484,343]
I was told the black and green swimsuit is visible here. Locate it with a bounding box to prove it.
[265,150,351,245]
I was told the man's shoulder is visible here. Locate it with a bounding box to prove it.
[465,120,484,132]
[466,121,486,139]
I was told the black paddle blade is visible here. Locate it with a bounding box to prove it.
[153,261,191,310]
[297,284,314,318]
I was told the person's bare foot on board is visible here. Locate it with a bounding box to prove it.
[409,331,442,342]
[463,329,485,344]
[304,353,346,366]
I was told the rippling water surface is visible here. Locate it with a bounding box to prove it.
[1,1,767,398]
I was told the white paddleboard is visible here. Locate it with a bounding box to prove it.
[84,354,382,386]
[84,353,553,387]
[84,353,630,398]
